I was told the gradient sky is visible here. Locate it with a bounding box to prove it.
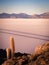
[0,0,49,14]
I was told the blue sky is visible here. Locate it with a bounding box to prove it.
[0,0,49,14]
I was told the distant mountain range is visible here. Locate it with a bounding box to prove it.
[0,12,49,18]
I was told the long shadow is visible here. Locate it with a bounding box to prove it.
[0,29,49,41]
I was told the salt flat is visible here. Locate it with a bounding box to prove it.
[0,19,49,53]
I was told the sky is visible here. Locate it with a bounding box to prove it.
[0,0,49,15]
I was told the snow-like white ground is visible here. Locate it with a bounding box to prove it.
[0,19,49,53]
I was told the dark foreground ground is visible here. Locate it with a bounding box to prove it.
[0,42,49,65]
